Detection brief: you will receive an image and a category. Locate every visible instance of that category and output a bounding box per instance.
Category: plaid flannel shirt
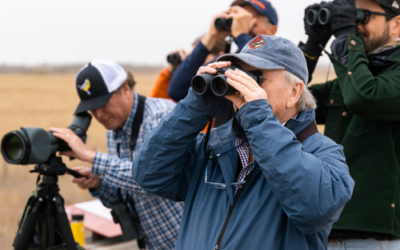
[233,115,298,197]
[89,92,183,250]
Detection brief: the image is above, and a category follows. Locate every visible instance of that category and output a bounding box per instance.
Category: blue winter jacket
[132,89,354,250]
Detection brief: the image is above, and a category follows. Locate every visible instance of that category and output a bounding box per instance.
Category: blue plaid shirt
[90,92,183,250]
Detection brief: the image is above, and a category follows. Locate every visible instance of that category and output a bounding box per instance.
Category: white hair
[283,70,316,111]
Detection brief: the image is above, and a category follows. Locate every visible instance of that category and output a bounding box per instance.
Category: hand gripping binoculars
[191,65,263,97]
[305,8,366,26]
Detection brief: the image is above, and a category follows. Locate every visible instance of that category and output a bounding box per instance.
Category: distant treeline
[0,64,164,74]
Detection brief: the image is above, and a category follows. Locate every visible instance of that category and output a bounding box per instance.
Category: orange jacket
[148,67,174,101]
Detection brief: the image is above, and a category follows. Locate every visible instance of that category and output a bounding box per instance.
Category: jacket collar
[284,108,316,134]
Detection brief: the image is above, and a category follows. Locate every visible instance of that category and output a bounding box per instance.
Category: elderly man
[132,35,354,250]
[50,60,182,250]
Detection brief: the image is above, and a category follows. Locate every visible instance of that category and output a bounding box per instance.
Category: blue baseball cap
[231,0,278,25]
[217,35,309,85]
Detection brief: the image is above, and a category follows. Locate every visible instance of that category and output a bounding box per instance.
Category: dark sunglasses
[357,9,397,24]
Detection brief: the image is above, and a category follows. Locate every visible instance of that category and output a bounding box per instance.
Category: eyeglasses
[204,138,256,190]
[205,164,249,189]
[205,162,256,190]
[358,9,397,25]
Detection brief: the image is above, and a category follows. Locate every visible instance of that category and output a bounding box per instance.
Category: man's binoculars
[191,65,263,97]
[306,8,366,26]
[215,18,233,31]
[167,52,181,65]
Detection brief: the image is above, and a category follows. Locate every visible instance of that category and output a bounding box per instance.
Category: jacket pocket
[323,90,344,138]
[348,115,377,136]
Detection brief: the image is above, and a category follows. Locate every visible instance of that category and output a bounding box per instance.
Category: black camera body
[1,112,92,165]
[215,18,233,31]
[167,52,181,65]
[191,65,263,97]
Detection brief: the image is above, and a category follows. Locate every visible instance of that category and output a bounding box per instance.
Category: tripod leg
[46,208,55,247]
[53,195,78,250]
[13,198,43,250]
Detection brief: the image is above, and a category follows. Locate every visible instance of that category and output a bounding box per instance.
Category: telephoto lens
[214,18,233,31]
[167,52,181,65]
[191,65,263,97]
[1,112,92,165]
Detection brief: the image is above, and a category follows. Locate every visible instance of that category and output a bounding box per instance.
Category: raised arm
[236,99,354,235]
[168,42,211,102]
[132,89,224,201]
[329,35,400,121]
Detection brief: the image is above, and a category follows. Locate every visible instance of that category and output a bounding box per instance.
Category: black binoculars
[215,18,233,31]
[306,8,366,26]
[191,65,263,97]
[167,52,181,65]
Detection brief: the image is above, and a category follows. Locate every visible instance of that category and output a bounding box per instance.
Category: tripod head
[30,154,84,178]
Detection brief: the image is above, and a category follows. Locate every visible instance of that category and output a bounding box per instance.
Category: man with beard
[300,0,400,248]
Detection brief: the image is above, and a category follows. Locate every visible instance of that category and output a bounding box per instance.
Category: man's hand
[229,6,257,38]
[71,167,100,190]
[326,0,357,37]
[201,11,231,51]
[168,48,192,73]
[49,127,95,163]
[224,68,267,110]
[196,61,232,75]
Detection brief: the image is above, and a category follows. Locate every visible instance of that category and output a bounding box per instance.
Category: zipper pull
[214,244,220,250]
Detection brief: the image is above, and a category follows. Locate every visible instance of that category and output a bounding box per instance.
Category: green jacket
[309,35,400,237]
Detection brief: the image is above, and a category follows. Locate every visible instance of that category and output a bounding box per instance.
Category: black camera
[167,52,181,65]
[215,18,233,31]
[305,8,366,26]
[191,65,263,97]
[1,112,92,165]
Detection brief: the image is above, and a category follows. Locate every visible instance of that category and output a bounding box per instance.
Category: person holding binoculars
[167,0,278,128]
[131,34,354,250]
[299,0,400,248]
[149,37,225,101]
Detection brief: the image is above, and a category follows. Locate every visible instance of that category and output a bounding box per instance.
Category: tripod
[13,155,83,250]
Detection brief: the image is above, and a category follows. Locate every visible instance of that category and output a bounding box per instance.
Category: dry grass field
[0,68,336,249]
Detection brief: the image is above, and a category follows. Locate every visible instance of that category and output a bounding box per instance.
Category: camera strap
[130,95,146,151]
[204,119,217,162]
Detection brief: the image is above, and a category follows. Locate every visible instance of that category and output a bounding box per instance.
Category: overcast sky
[0,0,334,67]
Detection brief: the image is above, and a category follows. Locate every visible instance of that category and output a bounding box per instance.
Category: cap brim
[231,0,248,6]
[74,93,113,115]
[217,53,285,71]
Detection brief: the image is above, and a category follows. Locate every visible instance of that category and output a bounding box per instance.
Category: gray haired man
[131,35,354,250]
